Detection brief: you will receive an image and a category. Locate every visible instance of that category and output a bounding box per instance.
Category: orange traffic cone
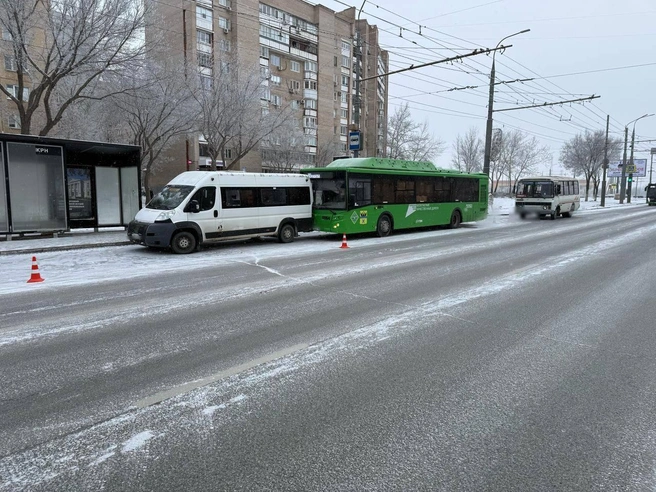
[27,256,44,283]
[340,234,349,249]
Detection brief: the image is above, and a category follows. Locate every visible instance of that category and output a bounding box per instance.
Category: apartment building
[0,26,42,134]
[148,0,388,186]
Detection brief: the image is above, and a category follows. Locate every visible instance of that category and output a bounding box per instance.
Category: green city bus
[301,158,488,237]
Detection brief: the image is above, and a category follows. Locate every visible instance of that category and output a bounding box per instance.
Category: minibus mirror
[556,185,562,195]
[188,200,200,213]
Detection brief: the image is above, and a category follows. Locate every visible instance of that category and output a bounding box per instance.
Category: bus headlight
[155,210,176,222]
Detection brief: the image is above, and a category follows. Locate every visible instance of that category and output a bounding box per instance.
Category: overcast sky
[324,0,655,174]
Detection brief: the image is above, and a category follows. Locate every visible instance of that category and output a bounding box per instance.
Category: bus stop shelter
[0,133,141,237]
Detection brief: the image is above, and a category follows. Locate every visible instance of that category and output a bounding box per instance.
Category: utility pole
[601,115,609,207]
[483,29,530,177]
[619,127,628,204]
[628,125,636,203]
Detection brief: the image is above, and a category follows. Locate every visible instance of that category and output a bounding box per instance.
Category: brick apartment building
[148,0,389,186]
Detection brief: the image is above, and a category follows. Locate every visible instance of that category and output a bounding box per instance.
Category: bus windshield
[516,181,554,198]
[147,185,195,210]
[311,174,347,210]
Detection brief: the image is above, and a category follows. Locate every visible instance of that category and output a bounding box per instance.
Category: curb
[0,241,132,256]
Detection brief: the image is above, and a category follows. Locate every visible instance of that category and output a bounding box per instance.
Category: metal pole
[483,29,530,177]
[353,0,367,158]
[628,125,636,203]
[619,127,628,204]
[650,151,654,184]
[601,115,609,207]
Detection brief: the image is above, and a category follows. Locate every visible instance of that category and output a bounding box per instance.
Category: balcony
[290,47,317,62]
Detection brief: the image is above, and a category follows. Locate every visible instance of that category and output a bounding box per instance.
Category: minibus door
[186,186,220,240]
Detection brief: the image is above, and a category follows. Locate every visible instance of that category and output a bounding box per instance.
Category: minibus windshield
[147,185,195,210]
[516,181,554,198]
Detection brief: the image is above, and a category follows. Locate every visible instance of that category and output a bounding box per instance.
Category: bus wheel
[562,205,574,218]
[376,215,392,237]
[519,212,527,219]
[448,210,462,229]
[171,231,196,254]
[278,223,295,243]
[551,207,560,220]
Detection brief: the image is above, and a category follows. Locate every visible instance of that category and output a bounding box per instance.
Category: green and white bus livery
[301,158,488,237]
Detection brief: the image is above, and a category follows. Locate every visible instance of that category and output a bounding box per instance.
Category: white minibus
[128,171,313,253]
[514,176,580,220]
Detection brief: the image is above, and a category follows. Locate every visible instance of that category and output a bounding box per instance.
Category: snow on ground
[0,196,647,296]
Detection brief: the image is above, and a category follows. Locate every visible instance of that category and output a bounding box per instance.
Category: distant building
[147,0,388,188]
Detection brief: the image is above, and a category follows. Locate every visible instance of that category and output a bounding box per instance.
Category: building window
[196,6,212,23]
[197,52,212,68]
[217,0,231,8]
[4,55,16,71]
[341,55,350,68]
[341,74,349,87]
[218,17,230,31]
[197,30,212,45]
[271,94,282,107]
[340,125,347,136]
[304,116,317,128]
[6,84,28,101]
[221,61,230,73]
[304,61,317,72]
[270,54,281,68]
[304,99,317,109]
[304,80,317,90]
[291,100,300,110]
[341,92,348,104]
[270,74,281,86]
[290,60,300,72]
[200,76,213,90]
[219,39,231,51]
[341,40,351,52]
[291,80,301,90]
[260,46,270,59]
[341,108,348,119]
[7,115,20,129]
[2,29,12,41]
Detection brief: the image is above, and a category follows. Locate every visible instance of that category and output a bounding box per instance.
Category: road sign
[651,147,656,155]
[626,164,637,173]
[349,131,361,151]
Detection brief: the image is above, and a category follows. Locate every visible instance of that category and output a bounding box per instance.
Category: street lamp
[483,29,530,178]
[620,113,653,204]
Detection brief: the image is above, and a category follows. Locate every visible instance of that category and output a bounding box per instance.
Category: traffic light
[628,176,633,183]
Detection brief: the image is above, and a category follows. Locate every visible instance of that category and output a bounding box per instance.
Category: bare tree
[387,103,444,162]
[315,139,344,167]
[111,59,196,197]
[491,129,550,193]
[0,0,148,136]
[452,127,483,172]
[560,130,622,201]
[192,54,293,171]
[261,119,308,173]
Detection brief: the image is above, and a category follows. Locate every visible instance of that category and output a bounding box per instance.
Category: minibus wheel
[171,231,196,254]
[551,206,560,220]
[278,223,295,243]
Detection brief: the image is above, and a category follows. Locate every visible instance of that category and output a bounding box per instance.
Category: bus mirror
[556,185,562,195]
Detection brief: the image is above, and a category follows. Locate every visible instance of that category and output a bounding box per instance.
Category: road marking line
[133,343,309,408]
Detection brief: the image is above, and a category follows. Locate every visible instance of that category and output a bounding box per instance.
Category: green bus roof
[301,158,486,176]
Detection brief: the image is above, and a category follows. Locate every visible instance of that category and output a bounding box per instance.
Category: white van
[128,171,313,253]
